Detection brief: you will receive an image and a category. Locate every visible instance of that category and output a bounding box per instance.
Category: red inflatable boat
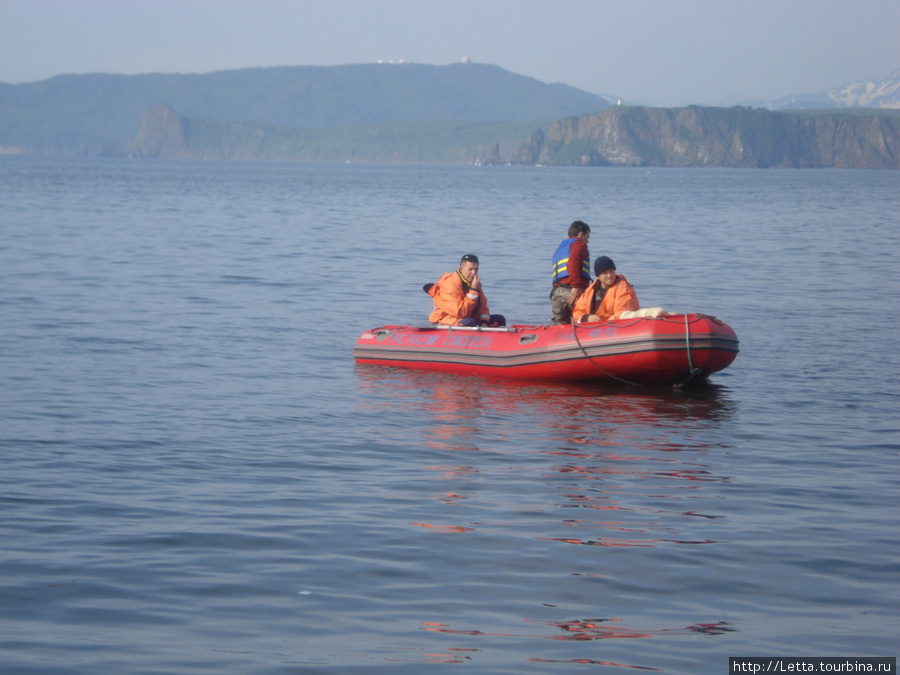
[353,314,739,387]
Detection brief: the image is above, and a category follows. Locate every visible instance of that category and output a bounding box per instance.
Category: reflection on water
[415,617,736,670]
[354,364,740,666]
[423,617,734,641]
[355,365,737,443]
[355,365,737,547]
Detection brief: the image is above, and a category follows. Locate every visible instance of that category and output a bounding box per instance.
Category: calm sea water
[1,157,898,674]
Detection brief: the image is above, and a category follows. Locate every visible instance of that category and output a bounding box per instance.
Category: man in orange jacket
[572,256,639,323]
[428,254,506,327]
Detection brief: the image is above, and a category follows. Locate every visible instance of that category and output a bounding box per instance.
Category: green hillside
[0,63,611,156]
[125,105,537,163]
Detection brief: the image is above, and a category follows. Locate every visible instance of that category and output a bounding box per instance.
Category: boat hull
[353,314,739,387]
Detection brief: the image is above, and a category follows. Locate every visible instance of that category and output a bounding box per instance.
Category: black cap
[594,256,616,276]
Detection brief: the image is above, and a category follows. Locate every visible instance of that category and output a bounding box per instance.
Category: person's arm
[432,274,480,322]
[476,288,491,324]
[605,280,639,320]
[565,239,589,306]
[464,273,492,324]
[572,286,593,323]
[566,285,582,308]
[567,239,589,288]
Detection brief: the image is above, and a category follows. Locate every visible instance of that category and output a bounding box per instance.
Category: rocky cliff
[520,106,900,169]
[125,105,190,157]
[125,103,900,168]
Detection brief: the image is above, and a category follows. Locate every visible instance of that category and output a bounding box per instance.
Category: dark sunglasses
[461,254,479,263]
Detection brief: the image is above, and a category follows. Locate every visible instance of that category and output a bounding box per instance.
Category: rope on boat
[672,313,703,390]
[570,318,640,387]
[572,314,707,390]
[684,313,698,373]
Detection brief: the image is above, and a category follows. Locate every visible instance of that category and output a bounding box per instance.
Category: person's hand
[566,287,581,307]
[586,314,601,323]
[471,274,482,291]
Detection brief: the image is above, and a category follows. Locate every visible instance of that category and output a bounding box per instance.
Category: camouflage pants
[550,285,578,325]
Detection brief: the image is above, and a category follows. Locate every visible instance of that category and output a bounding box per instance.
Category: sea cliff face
[124,103,900,168]
[527,106,900,169]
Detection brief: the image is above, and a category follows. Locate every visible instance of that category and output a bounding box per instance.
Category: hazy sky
[1,0,898,106]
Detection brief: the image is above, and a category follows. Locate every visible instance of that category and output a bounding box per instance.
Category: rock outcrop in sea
[125,105,190,158]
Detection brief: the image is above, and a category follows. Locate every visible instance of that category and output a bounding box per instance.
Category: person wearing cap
[572,255,639,324]
[428,254,506,327]
[550,220,592,324]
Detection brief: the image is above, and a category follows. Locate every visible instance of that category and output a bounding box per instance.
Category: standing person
[428,254,506,327]
[572,256,639,323]
[550,220,592,324]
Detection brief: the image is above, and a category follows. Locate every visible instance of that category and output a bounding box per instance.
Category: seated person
[572,256,639,323]
[428,254,506,327]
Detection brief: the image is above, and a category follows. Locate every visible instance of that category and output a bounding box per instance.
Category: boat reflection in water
[354,366,740,665]
[355,365,737,543]
[355,364,736,454]
[355,366,739,665]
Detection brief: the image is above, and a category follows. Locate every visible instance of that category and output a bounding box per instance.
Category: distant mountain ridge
[743,69,900,110]
[827,68,900,108]
[0,62,613,156]
[2,62,898,167]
